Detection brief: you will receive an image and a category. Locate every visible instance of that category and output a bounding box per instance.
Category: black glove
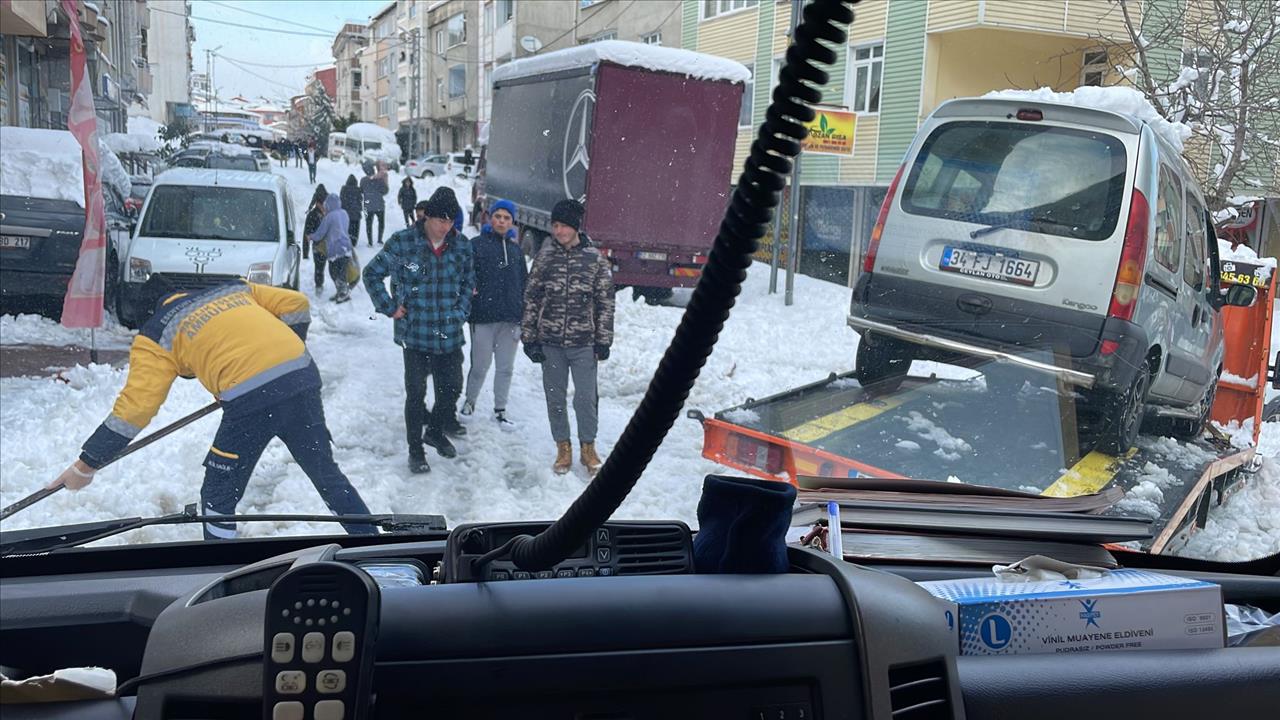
[594,344,610,361]
[524,343,545,364]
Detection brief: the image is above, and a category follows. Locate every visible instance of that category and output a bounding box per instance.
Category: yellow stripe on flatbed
[781,392,913,444]
[1042,449,1135,497]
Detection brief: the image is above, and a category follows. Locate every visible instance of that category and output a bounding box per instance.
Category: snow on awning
[492,40,752,85]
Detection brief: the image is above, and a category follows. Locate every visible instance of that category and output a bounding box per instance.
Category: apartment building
[577,0,682,46]
[370,2,399,131]
[425,0,481,153]
[476,0,577,129]
[333,23,370,122]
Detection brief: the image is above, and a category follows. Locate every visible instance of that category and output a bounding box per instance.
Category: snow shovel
[0,401,222,522]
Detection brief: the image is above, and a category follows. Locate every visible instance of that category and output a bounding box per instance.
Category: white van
[849,97,1257,453]
[117,168,301,328]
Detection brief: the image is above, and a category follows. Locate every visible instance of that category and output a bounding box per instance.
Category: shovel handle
[0,487,62,522]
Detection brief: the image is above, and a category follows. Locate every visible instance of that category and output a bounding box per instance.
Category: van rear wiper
[0,504,447,556]
[970,214,1067,238]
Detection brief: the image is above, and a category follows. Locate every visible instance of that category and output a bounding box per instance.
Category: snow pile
[493,40,752,84]
[0,127,130,205]
[104,131,162,155]
[895,440,921,451]
[0,314,133,349]
[127,115,164,139]
[1115,481,1164,519]
[1222,371,1259,388]
[983,86,1193,152]
[900,411,972,461]
[1218,238,1276,282]
[189,140,254,157]
[721,407,760,425]
[1136,435,1219,471]
[1178,457,1280,561]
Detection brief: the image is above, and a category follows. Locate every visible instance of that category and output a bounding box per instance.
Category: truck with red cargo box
[476,41,749,302]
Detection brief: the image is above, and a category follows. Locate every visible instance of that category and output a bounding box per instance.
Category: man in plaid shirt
[363,187,475,473]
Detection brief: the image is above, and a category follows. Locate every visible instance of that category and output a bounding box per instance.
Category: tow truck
[693,262,1276,555]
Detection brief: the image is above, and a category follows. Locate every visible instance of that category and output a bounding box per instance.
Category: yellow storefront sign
[803,106,856,156]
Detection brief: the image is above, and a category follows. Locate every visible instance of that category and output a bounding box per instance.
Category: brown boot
[553,441,573,475]
[580,442,603,476]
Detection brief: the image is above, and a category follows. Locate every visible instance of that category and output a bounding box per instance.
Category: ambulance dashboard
[1,526,1278,720]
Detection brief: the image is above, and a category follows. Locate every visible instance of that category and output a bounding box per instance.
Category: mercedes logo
[562,89,595,202]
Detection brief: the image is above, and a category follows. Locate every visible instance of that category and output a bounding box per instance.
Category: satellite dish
[520,35,543,53]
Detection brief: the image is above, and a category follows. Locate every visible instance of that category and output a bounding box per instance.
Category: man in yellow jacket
[51,280,376,539]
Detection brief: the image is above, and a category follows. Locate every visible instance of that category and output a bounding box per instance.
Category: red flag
[60,0,107,329]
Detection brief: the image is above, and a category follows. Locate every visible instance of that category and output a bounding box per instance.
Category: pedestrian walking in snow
[340,174,363,247]
[303,184,329,291]
[363,187,475,474]
[306,143,319,184]
[521,199,614,476]
[360,162,389,246]
[51,281,376,539]
[294,141,303,168]
[462,199,526,429]
[397,177,417,228]
[308,194,354,303]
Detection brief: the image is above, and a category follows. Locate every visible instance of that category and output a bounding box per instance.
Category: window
[353,70,363,88]
[436,29,445,53]
[1181,50,1214,97]
[437,78,445,104]
[901,121,1129,242]
[447,13,466,47]
[379,97,390,117]
[1184,191,1207,290]
[848,44,882,113]
[589,30,617,43]
[1153,165,1183,272]
[408,0,416,18]
[448,65,466,97]
[702,0,758,20]
[497,0,514,24]
[378,55,392,78]
[1081,49,1108,87]
[642,31,662,46]
[739,62,754,127]
[141,187,279,243]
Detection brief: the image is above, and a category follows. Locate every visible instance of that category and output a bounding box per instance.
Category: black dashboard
[1,526,1278,720]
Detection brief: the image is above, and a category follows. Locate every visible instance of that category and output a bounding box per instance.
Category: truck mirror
[1224,283,1257,308]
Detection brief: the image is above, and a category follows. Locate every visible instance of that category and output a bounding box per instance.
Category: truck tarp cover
[487,62,742,250]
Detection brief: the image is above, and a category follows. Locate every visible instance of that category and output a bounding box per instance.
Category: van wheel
[1170,373,1218,440]
[855,334,910,393]
[1097,358,1151,455]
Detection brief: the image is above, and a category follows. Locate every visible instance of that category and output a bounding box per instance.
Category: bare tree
[1097,0,1280,209]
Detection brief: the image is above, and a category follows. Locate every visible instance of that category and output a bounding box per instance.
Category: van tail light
[1100,340,1120,355]
[1107,188,1150,322]
[863,163,907,274]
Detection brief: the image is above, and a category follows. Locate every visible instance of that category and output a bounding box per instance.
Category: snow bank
[104,131,162,155]
[983,86,1193,152]
[1177,456,1280,562]
[0,313,133,349]
[493,40,751,84]
[126,115,164,140]
[0,127,130,205]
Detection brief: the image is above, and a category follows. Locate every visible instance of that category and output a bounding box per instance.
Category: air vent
[613,525,692,575]
[888,660,951,720]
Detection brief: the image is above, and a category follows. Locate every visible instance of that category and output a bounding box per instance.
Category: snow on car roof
[152,167,286,191]
[344,122,397,143]
[0,126,130,206]
[492,40,751,85]
[982,86,1192,152]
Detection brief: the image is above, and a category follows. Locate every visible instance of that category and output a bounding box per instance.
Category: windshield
[140,186,279,242]
[1,0,1277,565]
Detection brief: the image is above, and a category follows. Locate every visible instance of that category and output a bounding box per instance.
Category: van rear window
[901,121,1127,241]
[140,186,279,242]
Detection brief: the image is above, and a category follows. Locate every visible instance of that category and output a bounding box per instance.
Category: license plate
[940,246,1039,286]
[0,235,32,250]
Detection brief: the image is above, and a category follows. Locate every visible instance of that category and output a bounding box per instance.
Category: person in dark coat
[303,184,328,291]
[461,199,525,428]
[340,174,363,247]
[397,177,417,228]
[305,142,319,184]
[360,162,389,246]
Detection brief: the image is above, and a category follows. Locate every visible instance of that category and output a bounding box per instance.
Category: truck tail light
[1107,188,1150,322]
[731,434,786,476]
[863,163,906,274]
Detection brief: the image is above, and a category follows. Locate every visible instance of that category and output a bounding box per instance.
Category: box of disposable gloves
[917,564,1224,656]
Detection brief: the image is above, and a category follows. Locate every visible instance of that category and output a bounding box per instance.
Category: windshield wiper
[970,214,1068,238]
[0,504,446,556]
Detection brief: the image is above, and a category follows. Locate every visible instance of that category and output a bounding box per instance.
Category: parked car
[249,148,271,172]
[117,168,301,328]
[848,96,1258,454]
[0,127,134,315]
[126,174,153,216]
[445,151,476,179]
[405,154,449,178]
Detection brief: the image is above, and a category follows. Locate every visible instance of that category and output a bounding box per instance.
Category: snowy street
[0,157,1276,561]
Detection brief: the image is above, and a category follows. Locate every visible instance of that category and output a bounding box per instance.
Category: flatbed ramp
[697,370,1255,554]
